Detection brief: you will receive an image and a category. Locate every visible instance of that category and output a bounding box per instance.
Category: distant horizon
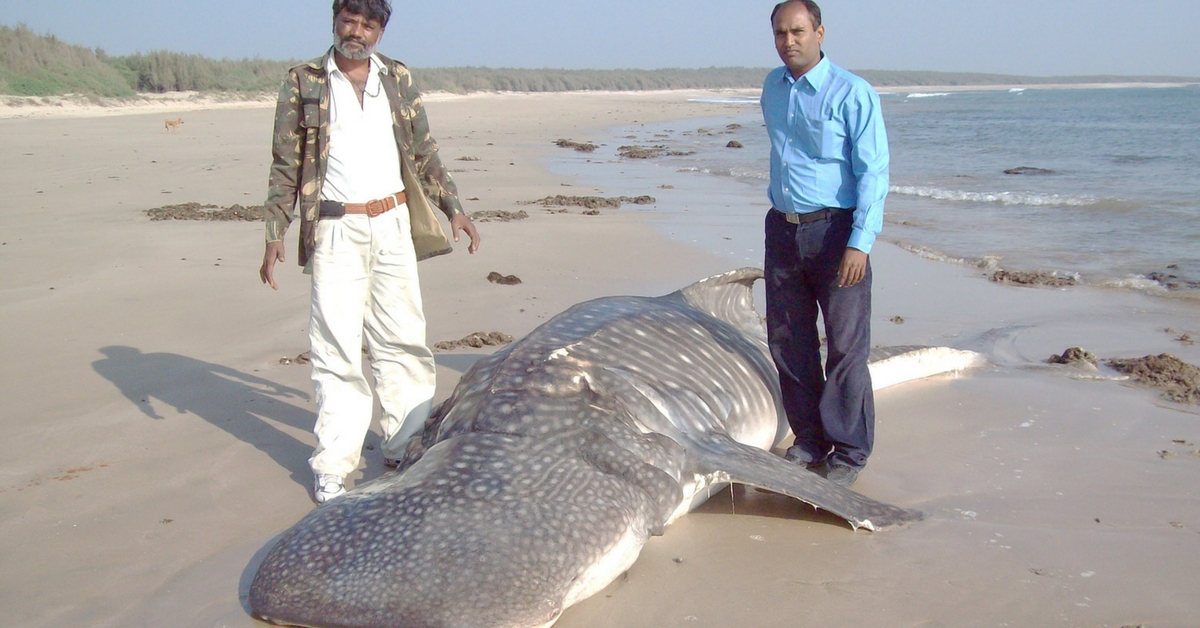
[1,0,1198,77]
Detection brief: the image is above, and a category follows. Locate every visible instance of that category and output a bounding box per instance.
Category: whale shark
[249,268,983,628]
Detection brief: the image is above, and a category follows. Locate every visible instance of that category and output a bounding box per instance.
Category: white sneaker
[313,474,346,504]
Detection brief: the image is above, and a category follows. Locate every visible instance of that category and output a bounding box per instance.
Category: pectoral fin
[683,432,924,531]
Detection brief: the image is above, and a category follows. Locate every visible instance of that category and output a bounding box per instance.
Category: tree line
[1,24,296,96]
[3,24,1194,99]
[0,25,769,97]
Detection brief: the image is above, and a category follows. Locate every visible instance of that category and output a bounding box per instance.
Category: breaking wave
[687,97,759,105]
[890,185,1098,207]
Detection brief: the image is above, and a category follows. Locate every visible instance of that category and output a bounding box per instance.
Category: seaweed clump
[1106,354,1200,404]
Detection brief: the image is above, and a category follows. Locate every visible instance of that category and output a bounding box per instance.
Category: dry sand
[1,90,1199,628]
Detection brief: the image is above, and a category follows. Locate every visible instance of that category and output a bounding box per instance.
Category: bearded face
[333,10,383,61]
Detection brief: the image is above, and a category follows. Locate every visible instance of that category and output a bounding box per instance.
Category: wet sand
[1,91,1199,628]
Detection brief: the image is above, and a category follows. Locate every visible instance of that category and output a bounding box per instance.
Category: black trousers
[764,209,874,468]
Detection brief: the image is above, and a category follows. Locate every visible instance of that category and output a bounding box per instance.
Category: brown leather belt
[320,191,407,218]
[773,207,852,224]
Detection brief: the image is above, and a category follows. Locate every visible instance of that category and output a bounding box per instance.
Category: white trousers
[307,206,436,478]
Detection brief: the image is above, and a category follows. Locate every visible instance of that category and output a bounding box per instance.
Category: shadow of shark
[249,268,984,628]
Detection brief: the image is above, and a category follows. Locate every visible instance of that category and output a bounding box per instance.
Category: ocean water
[547,85,1200,298]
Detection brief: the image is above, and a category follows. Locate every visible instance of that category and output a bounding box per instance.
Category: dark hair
[332,0,392,28]
[771,0,822,28]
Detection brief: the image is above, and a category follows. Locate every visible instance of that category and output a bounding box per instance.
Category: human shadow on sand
[93,346,313,484]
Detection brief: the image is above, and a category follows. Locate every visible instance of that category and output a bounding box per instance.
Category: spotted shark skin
[249,268,973,628]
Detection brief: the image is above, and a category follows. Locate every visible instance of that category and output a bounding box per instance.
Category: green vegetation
[410,67,767,94]
[0,23,135,96]
[2,23,1196,99]
[109,51,295,93]
[0,24,293,96]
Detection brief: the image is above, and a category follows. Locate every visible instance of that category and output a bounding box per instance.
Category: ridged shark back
[674,268,766,343]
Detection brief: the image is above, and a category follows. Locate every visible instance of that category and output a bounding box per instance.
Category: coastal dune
[0,90,1198,628]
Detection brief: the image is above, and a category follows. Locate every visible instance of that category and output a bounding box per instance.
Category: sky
[2,0,1199,77]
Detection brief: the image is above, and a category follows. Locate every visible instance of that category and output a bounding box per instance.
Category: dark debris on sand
[1048,347,1098,366]
[617,145,696,159]
[470,210,528,222]
[279,352,311,366]
[1164,328,1195,345]
[1147,268,1200,292]
[528,195,656,210]
[433,332,514,352]
[554,139,598,153]
[990,270,1078,287]
[146,202,266,221]
[1106,354,1200,404]
[487,272,521,285]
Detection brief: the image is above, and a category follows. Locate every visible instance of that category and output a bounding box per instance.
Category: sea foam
[687,97,759,106]
[890,185,1098,207]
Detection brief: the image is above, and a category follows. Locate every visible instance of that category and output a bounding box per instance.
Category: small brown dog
[164,118,183,132]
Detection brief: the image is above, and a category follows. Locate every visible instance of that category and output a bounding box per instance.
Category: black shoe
[825,464,860,487]
[784,446,823,470]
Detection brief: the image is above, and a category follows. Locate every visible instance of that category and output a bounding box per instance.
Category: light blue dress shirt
[761,56,889,253]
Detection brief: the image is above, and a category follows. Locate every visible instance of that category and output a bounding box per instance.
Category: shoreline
[540,97,1200,303]
[3,78,1197,120]
[2,90,1199,627]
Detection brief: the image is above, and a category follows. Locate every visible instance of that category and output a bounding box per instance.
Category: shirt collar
[801,54,830,90]
[780,53,830,90]
[325,52,388,96]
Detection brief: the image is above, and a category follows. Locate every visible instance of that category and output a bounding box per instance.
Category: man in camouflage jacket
[258,0,480,503]
[259,19,476,270]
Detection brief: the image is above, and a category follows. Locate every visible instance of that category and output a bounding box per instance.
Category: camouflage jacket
[263,49,464,267]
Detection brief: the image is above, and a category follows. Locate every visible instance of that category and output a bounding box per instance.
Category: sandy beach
[1,90,1198,628]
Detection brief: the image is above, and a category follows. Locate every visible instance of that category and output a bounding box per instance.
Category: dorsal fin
[674,268,765,339]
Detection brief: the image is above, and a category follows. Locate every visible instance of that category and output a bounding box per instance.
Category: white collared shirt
[321,53,405,204]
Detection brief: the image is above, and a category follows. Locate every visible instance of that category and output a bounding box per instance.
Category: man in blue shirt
[760,0,889,487]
